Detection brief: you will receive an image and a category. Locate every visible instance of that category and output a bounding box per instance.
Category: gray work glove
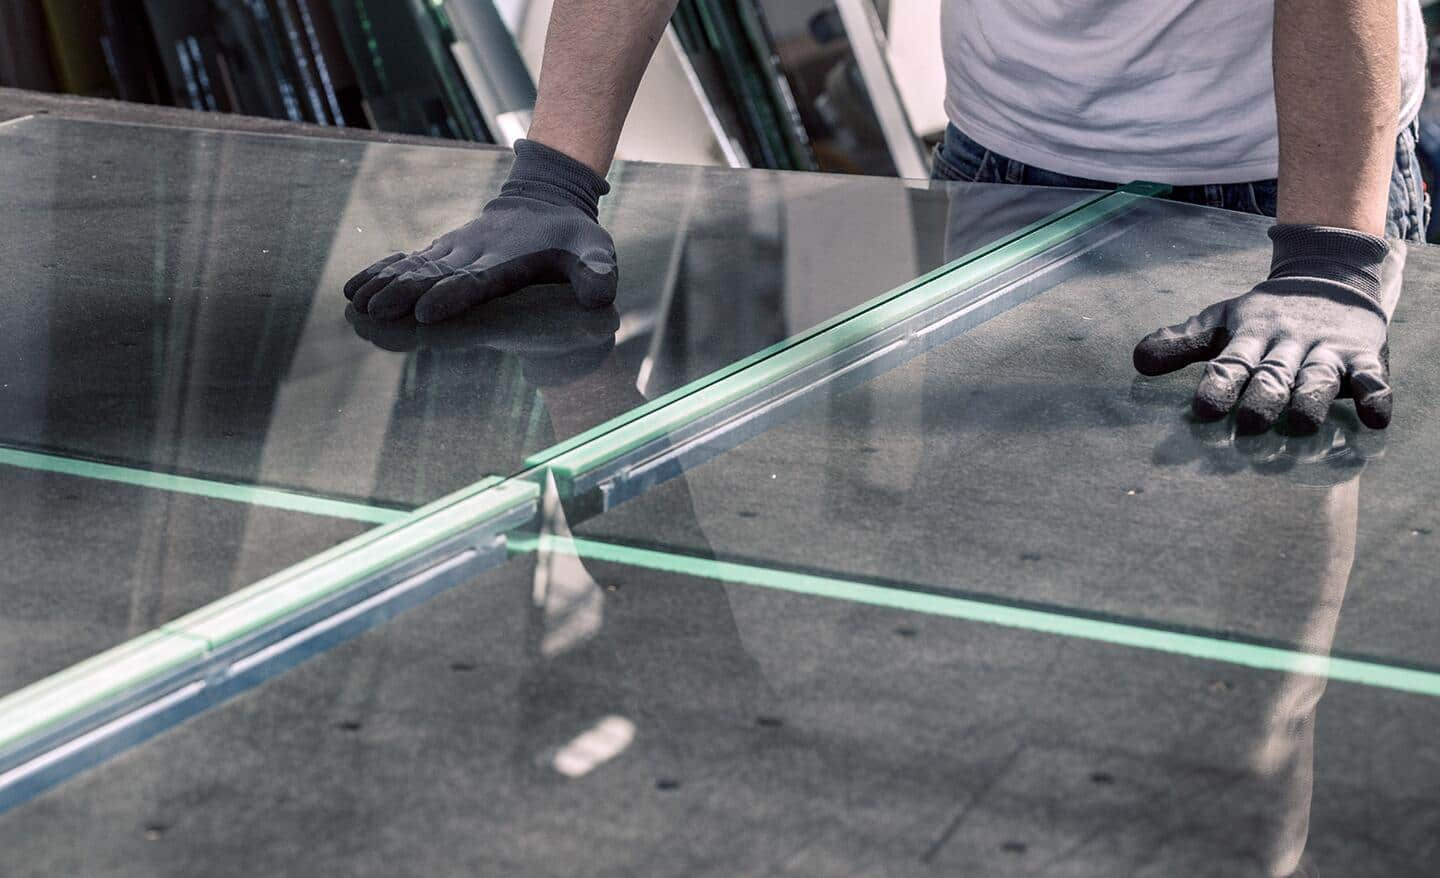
[1133,224,1395,433]
[344,139,618,323]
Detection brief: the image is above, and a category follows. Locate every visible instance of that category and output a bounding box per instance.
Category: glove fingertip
[1235,405,1277,435]
[1191,385,1236,422]
[569,264,618,309]
[1132,338,1179,377]
[343,271,376,301]
[1286,380,1340,435]
[1190,398,1229,422]
[344,252,406,299]
[1132,324,1228,377]
[350,279,387,314]
[1355,390,1394,430]
[1285,403,1326,435]
[1285,411,1323,435]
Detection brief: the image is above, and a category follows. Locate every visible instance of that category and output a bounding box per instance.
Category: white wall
[886,0,947,138]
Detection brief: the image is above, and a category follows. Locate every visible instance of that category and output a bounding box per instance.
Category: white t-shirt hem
[946,101,1283,186]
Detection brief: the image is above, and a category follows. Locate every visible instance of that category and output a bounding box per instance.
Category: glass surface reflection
[0,115,1087,508]
[0,466,372,696]
[0,126,1434,873]
[575,198,1440,675]
[1,501,1433,876]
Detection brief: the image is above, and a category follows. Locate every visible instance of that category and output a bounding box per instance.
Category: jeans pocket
[931,141,978,182]
[931,125,993,183]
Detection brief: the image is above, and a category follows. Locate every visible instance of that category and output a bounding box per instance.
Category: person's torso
[941,0,1427,185]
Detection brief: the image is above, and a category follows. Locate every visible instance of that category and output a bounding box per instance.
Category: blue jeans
[932,122,1430,242]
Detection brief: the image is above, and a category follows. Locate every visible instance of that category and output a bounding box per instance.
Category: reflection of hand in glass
[348,282,642,446]
[1141,383,1365,878]
[346,286,620,388]
[1253,471,1359,878]
[1146,389,1384,487]
[343,140,618,324]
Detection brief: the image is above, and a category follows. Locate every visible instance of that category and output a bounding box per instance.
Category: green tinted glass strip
[0,446,406,525]
[167,478,537,649]
[0,477,537,753]
[511,534,1440,699]
[525,189,1114,470]
[0,632,208,752]
[544,190,1151,480]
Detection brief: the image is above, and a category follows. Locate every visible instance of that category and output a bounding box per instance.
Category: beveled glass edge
[0,478,536,757]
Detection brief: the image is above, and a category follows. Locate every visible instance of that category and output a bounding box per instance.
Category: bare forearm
[1274,0,1398,236]
[527,0,680,175]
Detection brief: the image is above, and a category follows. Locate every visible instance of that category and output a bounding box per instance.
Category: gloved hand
[344,139,618,324]
[1133,224,1395,434]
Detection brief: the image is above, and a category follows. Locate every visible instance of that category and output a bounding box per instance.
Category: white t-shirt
[943,0,1427,185]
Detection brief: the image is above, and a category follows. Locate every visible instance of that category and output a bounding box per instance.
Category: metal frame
[446,0,538,146]
[833,0,930,178]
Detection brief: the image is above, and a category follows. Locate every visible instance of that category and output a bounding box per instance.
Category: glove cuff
[1266,223,1389,308]
[501,139,611,221]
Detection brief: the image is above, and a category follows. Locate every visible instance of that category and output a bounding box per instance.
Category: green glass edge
[546,190,1149,479]
[0,446,407,525]
[0,472,503,700]
[0,632,209,752]
[523,188,1113,469]
[165,478,539,648]
[0,478,536,754]
[513,534,1440,699]
[143,474,506,639]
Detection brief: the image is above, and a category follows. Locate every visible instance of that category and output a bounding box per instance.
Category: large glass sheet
[0,115,1090,510]
[2,550,1433,875]
[0,465,371,697]
[576,198,1440,673]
